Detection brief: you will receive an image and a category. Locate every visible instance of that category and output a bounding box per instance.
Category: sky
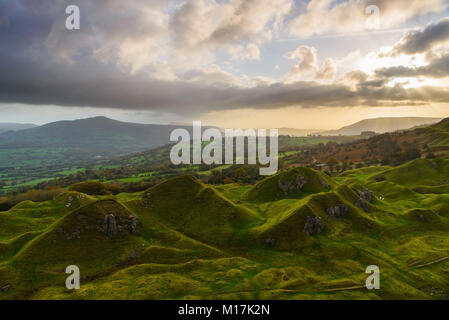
[0,0,449,129]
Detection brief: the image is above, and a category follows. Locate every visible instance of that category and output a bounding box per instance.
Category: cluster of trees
[0,186,65,211]
[366,134,422,165]
[206,165,272,185]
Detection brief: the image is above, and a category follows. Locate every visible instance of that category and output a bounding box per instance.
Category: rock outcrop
[304,216,324,235]
[355,188,374,212]
[327,204,349,219]
[360,188,374,202]
[104,214,117,238]
[142,193,152,208]
[320,178,331,190]
[278,175,307,194]
[355,199,369,212]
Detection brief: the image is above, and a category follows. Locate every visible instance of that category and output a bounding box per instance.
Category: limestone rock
[327,204,349,219]
[320,178,330,190]
[360,188,374,202]
[355,198,369,212]
[304,216,324,235]
[104,214,117,238]
[278,175,307,194]
[128,214,139,235]
[264,238,276,246]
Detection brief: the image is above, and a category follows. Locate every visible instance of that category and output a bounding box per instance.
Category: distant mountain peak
[318,117,443,136]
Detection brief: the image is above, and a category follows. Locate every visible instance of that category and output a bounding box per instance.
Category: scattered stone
[278,175,307,194]
[355,198,369,212]
[179,220,188,228]
[65,229,81,241]
[104,214,117,238]
[1,285,10,292]
[418,214,426,222]
[126,251,138,260]
[57,228,63,234]
[127,214,139,235]
[304,216,324,235]
[360,188,374,202]
[327,204,349,219]
[338,227,352,237]
[320,178,330,190]
[142,194,152,208]
[264,238,276,246]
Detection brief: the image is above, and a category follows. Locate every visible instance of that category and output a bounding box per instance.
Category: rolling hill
[319,117,442,136]
[2,162,449,300]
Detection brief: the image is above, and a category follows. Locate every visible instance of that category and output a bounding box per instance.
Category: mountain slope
[319,117,442,136]
[0,123,37,134]
[0,116,195,153]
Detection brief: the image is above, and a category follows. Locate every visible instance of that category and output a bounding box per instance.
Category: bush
[0,187,64,211]
[69,181,111,195]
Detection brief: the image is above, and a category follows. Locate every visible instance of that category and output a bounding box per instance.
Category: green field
[1,158,449,299]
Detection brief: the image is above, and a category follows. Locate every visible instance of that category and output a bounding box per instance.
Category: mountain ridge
[318,117,443,136]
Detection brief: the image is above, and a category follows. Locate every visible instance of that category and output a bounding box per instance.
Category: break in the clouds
[0,0,449,118]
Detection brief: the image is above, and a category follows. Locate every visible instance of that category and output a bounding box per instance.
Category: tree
[208,170,222,184]
[327,158,339,172]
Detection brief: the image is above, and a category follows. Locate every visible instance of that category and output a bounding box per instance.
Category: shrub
[69,181,111,195]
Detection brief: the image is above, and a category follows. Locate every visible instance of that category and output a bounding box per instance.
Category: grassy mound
[252,189,379,250]
[242,167,337,202]
[6,200,144,296]
[141,175,259,248]
[370,159,449,186]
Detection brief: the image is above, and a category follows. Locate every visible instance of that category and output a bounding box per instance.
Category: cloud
[285,46,318,80]
[376,53,449,78]
[230,43,261,61]
[285,46,336,81]
[0,0,448,117]
[390,18,449,55]
[288,0,447,37]
[316,58,337,80]
[170,0,292,62]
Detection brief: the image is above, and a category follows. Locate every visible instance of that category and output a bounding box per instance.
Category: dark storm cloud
[392,18,449,55]
[376,54,449,78]
[0,0,448,115]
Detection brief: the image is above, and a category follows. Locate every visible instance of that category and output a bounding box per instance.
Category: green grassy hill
[2,163,449,300]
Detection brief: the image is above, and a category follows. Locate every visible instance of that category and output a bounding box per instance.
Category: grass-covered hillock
[369,159,449,186]
[141,176,259,248]
[242,167,336,202]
